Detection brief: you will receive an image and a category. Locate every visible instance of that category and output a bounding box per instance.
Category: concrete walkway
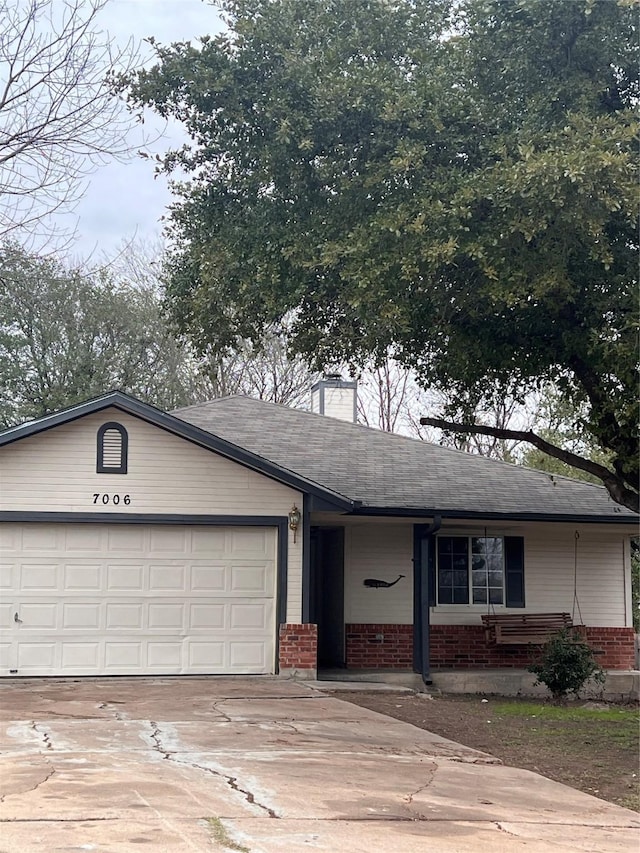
[0,677,637,852]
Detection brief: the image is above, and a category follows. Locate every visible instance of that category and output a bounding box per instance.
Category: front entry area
[311,526,345,668]
[0,522,277,677]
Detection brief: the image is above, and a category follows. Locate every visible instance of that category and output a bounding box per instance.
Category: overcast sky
[70,0,224,262]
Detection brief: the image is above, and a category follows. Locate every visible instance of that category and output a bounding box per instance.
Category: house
[0,380,637,683]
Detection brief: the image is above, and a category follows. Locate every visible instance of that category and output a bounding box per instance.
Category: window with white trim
[97,422,128,474]
[436,536,504,605]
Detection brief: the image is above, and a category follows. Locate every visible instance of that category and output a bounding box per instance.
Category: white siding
[339,518,632,628]
[344,524,414,623]
[0,409,303,622]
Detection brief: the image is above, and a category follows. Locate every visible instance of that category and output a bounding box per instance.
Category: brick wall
[345,623,636,671]
[584,627,637,671]
[345,624,413,669]
[278,623,318,675]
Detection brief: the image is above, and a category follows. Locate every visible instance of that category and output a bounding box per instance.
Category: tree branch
[419,417,639,514]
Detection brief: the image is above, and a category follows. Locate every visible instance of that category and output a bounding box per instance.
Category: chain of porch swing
[483,527,584,624]
[572,529,584,626]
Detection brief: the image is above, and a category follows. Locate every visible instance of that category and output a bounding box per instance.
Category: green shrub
[528,629,606,702]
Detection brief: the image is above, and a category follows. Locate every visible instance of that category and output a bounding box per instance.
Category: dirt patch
[335,691,639,811]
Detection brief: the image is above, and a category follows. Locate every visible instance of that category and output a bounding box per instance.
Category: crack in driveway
[29,722,52,750]
[0,763,56,804]
[403,765,438,805]
[149,721,279,819]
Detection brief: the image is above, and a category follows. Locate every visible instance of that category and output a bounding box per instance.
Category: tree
[121,0,639,512]
[0,0,139,246]
[197,322,319,406]
[0,243,199,426]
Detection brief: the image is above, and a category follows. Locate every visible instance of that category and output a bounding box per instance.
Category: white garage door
[0,523,277,676]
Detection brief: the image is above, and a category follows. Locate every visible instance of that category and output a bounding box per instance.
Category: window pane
[454,570,467,586]
[453,587,469,604]
[439,569,453,587]
[473,587,487,604]
[452,539,468,555]
[486,555,502,573]
[489,587,503,605]
[453,555,468,571]
[438,538,453,555]
[488,571,502,586]
[439,587,453,604]
[471,537,483,554]
[472,569,486,585]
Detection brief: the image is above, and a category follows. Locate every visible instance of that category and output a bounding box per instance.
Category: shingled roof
[175,396,635,522]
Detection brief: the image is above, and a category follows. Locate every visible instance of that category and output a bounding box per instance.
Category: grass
[205,817,250,853]
[491,701,638,724]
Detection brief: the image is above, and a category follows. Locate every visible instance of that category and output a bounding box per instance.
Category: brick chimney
[311,374,357,423]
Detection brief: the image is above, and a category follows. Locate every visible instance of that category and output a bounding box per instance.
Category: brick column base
[278,623,318,679]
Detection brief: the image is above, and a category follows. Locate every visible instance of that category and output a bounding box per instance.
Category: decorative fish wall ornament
[363,574,405,588]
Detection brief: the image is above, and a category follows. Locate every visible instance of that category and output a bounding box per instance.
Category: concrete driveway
[0,677,637,853]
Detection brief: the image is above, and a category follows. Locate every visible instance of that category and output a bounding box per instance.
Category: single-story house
[0,379,637,680]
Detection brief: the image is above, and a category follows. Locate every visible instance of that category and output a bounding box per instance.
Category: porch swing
[481,530,578,645]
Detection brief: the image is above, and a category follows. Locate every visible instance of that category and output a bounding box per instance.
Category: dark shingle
[174,397,635,519]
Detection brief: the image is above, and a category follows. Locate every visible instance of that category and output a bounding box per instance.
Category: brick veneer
[278,623,318,674]
[345,623,636,671]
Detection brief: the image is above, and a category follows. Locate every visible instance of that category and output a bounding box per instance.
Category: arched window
[97,422,128,474]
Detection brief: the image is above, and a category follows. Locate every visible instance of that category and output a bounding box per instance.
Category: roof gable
[0,392,353,510]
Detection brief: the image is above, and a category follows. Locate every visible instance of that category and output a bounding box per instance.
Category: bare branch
[0,0,142,247]
[419,416,639,513]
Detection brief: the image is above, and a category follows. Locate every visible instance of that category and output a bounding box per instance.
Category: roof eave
[348,506,639,524]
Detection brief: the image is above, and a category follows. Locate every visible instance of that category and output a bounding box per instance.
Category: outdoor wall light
[288,505,301,543]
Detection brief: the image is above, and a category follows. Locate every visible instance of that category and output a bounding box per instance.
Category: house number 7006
[93,493,131,505]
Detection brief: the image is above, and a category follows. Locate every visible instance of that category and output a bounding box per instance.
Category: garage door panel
[147,641,182,667]
[0,526,19,551]
[188,641,225,668]
[1,523,277,676]
[148,527,189,555]
[148,603,185,629]
[230,527,271,556]
[62,643,99,668]
[105,642,141,669]
[0,642,12,669]
[0,564,12,589]
[191,565,226,591]
[107,526,145,552]
[0,602,13,628]
[149,564,187,591]
[64,565,101,590]
[229,641,266,668]
[17,643,56,669]
[22,527,59,551]
[21,603,58,629]
[106,603,144,629]
[231,564,272,594]
[63,602,101,629]
[21,564,58,590]
[190,603,226,629]
[191,528,226,556]
[230,602,270,630]
[107,564,144,590]
[65,527,103,551]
